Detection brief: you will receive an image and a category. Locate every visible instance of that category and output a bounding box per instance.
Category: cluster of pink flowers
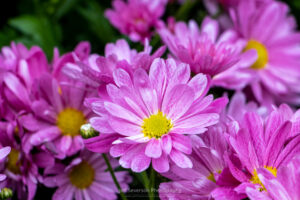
[1,0,300,199]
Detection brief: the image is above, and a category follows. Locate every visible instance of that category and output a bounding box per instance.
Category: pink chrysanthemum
[0,42,48,112]
[0,117,54,200]
[63,39,165,88]
[226,108,300,195]
[159,128,243,200]
[86,58,228,173]
[246,156,300,200]
[25,73,95,159]
[105,0,167,42]
[43,151,131,200]
[229,0,300,104]
[158,17,257,88]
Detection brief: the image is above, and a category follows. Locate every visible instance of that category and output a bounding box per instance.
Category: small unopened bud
[0,188,13,200]
[80,124,99,139]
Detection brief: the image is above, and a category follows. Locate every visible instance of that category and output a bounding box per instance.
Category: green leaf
[77,0,117,43]
[9,15,61,58]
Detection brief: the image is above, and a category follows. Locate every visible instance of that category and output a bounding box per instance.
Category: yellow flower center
[69,161,95,189]
[142,111,173,139]
[250,166,277,191]
[56,108,86,137]
[207,173,216,182]
[244,40,268,70]
[207,170,222,183]
[6,148,21,174]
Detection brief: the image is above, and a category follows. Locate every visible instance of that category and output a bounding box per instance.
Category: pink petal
[169,149,192,168]
[145,139,162,158]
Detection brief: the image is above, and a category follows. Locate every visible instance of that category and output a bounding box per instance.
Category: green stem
[149,168,156,200]
[102,154,128,200]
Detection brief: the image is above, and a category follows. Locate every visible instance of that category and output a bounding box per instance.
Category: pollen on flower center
[6,148,21,174]
[244,40,268,70]
[250,166,277,191]
[69,161,95,189]
[142,111,173,139]
[57,108,86,137]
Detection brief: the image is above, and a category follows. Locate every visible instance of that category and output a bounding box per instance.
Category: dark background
[1,0,298,199]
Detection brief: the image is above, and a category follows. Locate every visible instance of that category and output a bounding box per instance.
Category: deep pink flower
[159,127,243,200]
[158,17,257,88]
[0,117,54,200]
[86,58,228,173]
[226,108,300,195]
[229,0,300,104]
[246,156,300,200]
[43,151,131,200]
[24,73,95,159]
[105,0,167,42]
[0,42,49,112]
[63,39,165,88]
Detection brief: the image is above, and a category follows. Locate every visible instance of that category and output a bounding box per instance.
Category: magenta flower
[226,109,300,195]
[0,118,54,200]
[0,42,49,112]
[63,39,165,88]
[229,0,300,104]
[24,73,95,159]
[158,17,257,89]
[86,58,228,173]
[43,151,131,200]
[246,157,300,200]
[159,128,243,200]
[105,0,167,42]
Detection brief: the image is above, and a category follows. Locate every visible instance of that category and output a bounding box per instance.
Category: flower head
[86,58,228,173]
[226,107,300,194]
[63,39,165,88]
[26,73,95,158]
[105,0,167,42]
[246,156,300,200]
[158,17,257,82]
[0,42,48,112]
[43,151,131,200]
[229,0,300,104]
[0,116,54,200]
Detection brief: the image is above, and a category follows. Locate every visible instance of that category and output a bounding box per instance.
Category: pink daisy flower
[24,73,95,159]
[158,17,257,89]
[0,42,49,112]
[229,0,300,104]
[105,0,168,42]
[226,108,300,195]
[246,156,300,200]
[159,128,243,200]
[86,58,228,173]
[0,117,54,200]
[43,151,131,200]
[63,39,165,88]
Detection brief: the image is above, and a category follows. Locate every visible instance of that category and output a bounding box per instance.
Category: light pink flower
[105,0,168,42]
[229,0,300,104]
[158,17,257,89]
[43,151,131,200]
[86,58,228,173]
